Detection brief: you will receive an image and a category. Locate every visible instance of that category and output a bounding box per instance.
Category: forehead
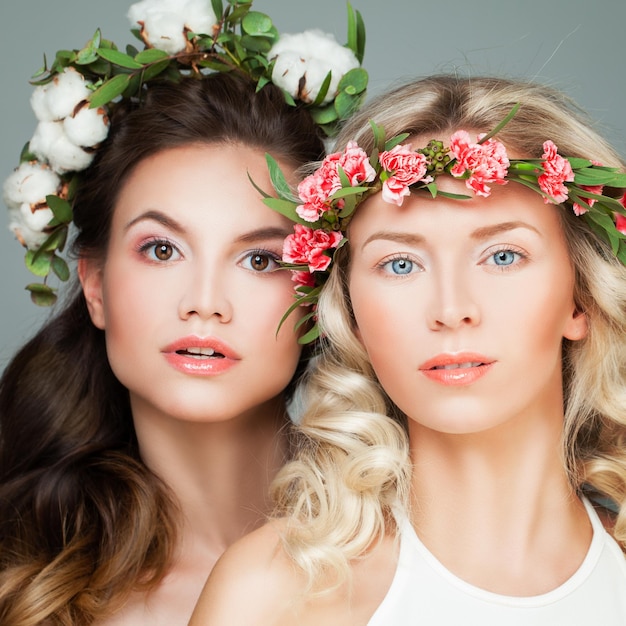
[348,176,566,248]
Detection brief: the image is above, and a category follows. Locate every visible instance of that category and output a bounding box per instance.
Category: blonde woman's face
[80,144,303,425]
[347,178,588,435]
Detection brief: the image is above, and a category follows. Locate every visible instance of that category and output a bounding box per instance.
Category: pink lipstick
[162,336,240,376]
[419,352,495,386]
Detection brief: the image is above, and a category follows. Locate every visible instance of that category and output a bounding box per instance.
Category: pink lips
[162,336,241,376]
[418,352,495,386]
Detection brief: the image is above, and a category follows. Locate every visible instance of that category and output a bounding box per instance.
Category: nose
[178,262,233,323]
[425,267,480,331]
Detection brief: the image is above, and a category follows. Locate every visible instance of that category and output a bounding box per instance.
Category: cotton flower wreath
[4,0,367,305]
[257,105,626,344]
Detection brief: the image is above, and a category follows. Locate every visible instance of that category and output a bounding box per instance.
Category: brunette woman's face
[80,144,302,424]
[347,177,588,435]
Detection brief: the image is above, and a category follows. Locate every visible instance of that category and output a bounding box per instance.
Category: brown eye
[242,251,279,273]
[154,243,173,261]
[251,254,270,271]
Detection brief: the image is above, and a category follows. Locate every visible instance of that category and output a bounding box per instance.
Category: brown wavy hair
[0,72,324,625]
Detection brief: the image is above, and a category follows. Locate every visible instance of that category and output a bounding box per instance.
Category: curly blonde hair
[270,74,626,590]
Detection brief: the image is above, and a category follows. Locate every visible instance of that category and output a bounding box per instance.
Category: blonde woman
[191,75,626,625]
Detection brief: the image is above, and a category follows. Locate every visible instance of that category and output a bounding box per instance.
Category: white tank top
[368,498,626,625]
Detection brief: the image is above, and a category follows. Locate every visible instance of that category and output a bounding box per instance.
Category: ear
[563,307,588,341]
[78,257,106,330]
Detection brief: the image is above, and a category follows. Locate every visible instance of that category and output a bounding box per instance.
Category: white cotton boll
[271,52,307,100]
[128,0,215,53]
[142,13,188,53]
[8,208,49,250]
[63,104,110,148]
[128,0,187,54]
[44,68,91,121]
[270,30,359,104]
[31,121,93,173]
[3,162,61,208]
[182,0,217,35]
[29,121,65,163]
[30,85,55,122]
[19,202,54,232]
[46,134,94,174]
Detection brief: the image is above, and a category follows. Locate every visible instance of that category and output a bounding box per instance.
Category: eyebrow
[469,220,542,240]
[235,226,293,244]
[124,210,185,234]
[361,220,541,250]
[361,231,426,250]
[124,210,291,243]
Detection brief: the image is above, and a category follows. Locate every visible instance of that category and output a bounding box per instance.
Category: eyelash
[482,245,528,271]
[239,249,282,273]
[376,254,421,276]
[137,237,181,262]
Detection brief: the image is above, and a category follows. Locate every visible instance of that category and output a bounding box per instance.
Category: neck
[407,406,591,595]
[132,396,290,566]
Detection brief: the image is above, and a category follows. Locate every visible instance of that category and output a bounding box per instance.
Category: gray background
[1,0,625,369]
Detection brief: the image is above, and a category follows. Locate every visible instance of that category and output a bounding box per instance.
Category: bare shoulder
[189,524,400,626]
[189,521,304,626]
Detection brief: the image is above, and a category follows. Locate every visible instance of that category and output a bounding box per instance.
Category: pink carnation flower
[449,131,509,197]
[339,141,377,186]
[283,224,343,273]
[378,144,428,206]
[617,196,626,235]
[295,142,375,222]
[291,270,317,288]
[573,184,603,216]
[538,140,574,204]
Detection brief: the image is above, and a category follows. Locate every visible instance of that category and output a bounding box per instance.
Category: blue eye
[491,250,519,266]
[241,250,281,273]
[383,257,414,275]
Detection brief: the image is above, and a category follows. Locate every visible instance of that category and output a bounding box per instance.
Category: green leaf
[242,11,273,34]
[98,47,144,70]
[84,58,113,75]
[134,48,170,64]
[25,250,52,277]
[26,283,57,306]
[197,58,232,72]
[20,142,38,163]
[347,2,358,56]
[355,7,366,64]
[384,133,410,151]
[247,171,271,198]
[567,158,593,169]
[309,104,338,126]
[212,0,224,18]
[263,198,307,224]
[239,34,272,54]
[293,309,317,332]
[338,67,368,95]
[265,153,294,200]
[45,194,73,223]
[51,255,70,281]
[89,74,131,108]
[435,189,473,200]
[479,103,521,144]
[75,29,102,65]
[330,185,370,201]
[311,71,333,107]
[334,91,361,121]
[38,226,69,254]
[298,323,320,345]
